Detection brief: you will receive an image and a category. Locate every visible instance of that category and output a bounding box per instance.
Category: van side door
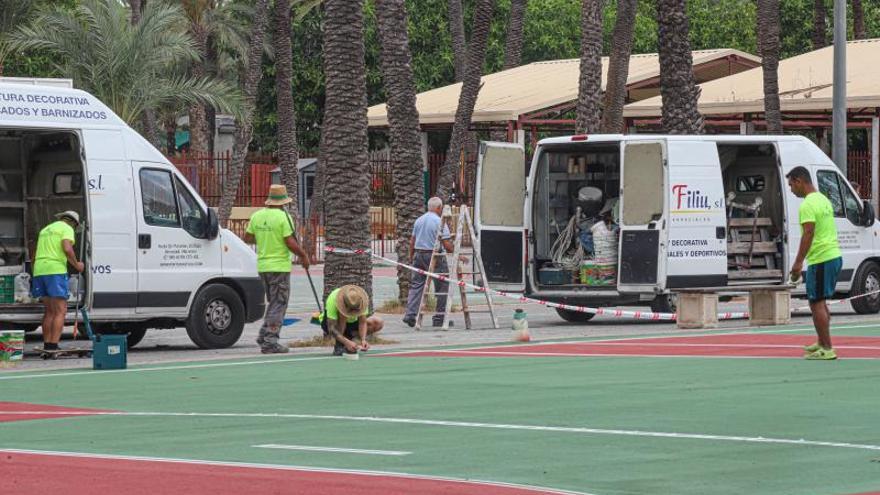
[814,167,871,290]
[134,163,222,315]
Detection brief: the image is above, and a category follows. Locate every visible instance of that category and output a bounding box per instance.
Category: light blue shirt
[412,211,450,250]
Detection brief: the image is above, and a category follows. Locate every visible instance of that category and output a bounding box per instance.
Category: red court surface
[0,402,110,423]
[2,451,574,495]
[392,334,880,359]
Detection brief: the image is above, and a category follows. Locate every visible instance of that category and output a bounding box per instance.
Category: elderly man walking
[402,197,453,328]
[244,184,310,353]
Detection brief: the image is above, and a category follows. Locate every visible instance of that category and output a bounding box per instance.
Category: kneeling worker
[32,211,84,351]
[321,285,384,355]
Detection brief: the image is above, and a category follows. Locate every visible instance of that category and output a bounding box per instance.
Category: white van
[474,134,880,322]
[0,82,263,347]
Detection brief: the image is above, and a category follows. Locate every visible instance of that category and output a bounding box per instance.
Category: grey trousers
[259,272,290,347]
[404,251,448,323]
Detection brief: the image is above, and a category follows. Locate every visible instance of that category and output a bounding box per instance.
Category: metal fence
[169,151,276,208]
[847,149,872,199]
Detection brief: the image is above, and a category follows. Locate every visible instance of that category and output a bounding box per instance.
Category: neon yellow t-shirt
[799,192,842,265]
[322,288,369,324]
[246,208,294,273]
[33,221,75,277]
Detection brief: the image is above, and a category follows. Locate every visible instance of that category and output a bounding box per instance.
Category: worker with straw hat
[320,285,384,356]
[32,211,84,352]
[244,184,310,354]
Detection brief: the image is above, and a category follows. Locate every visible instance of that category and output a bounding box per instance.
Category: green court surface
[2,323,880,495]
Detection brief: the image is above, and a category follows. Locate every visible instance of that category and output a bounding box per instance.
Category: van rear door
[474,141,526,292]
[617,140,667,293]
[664,140,728,288]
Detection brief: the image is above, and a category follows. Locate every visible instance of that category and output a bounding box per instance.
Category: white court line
[0,448,589,495]
[4,321,879,381]
[580,342,880,350]
[1,410,878,452]
[398,349,880,360]
[254,444,411,456]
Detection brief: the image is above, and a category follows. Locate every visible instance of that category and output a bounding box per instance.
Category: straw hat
[55,210,80,225]
[336,285,368,319]
[265,184,293,206]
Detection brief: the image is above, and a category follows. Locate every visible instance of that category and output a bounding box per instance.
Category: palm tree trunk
[657,0,704,134]
[275,0,300,218]
[375,0,426,303]
[205,33,219,154]
[503,0,528,70]
[852,0,866,40]
[758,0,782,134]
[165,116,177,155]
[188,25,211,155]
[576,0,603,134]
[320,0,372,299]
[448,0,467,83]
[128,0,160,145]
[217,0,271,226]
[128,0,142,25]
[436,0,496,201]
[600,0,636,133]
[813,0,827,50]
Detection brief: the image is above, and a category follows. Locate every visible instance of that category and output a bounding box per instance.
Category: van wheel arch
[850,260,880,314]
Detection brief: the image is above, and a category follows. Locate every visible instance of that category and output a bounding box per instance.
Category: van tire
[850,262,880,314]
[186,284,245,349]
[650,294,677,315]
[555,308,596,323]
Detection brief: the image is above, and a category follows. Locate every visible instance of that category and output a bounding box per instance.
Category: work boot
[432,318,452,328]
[402,316,416,328]
[261,343,289,354]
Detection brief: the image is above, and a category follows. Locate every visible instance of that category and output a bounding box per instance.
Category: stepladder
[415,205,499,330]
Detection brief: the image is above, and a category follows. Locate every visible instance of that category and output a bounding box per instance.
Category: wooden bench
[674,285,792,329]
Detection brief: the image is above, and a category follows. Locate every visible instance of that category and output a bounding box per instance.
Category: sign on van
[0,85,117,124]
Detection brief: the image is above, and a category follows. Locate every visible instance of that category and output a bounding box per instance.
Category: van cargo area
[0,130,89,315]
[531,141,785,292]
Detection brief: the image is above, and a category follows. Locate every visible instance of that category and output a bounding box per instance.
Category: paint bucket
[0,330,25,368]
[343,351,359,361]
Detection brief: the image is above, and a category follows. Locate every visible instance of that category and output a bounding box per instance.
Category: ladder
[416,205,499,330]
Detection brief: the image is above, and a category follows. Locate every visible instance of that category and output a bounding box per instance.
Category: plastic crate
[0,275,14,304]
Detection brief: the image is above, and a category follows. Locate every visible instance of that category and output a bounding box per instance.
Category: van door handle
[716,227,726,239]
[138,234,151,249]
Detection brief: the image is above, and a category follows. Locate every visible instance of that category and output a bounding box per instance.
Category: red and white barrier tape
[323,246,880,321]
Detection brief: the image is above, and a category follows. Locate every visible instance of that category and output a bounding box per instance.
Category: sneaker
[260,344,289,354]
[803,342,821,353]
[402,317,416,328]
[804,348,837,360]
[256,335,265,346]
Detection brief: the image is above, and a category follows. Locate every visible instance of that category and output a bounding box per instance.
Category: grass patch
[375,296,460,314]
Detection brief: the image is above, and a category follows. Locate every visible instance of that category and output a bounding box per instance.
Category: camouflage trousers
[258,272,290,348]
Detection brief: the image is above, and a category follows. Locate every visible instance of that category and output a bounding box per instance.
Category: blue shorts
[31,274,69,300]
[806,257,842,303]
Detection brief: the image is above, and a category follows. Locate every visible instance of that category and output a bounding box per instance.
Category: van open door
[618,140,667,294]
[474,141,526,292]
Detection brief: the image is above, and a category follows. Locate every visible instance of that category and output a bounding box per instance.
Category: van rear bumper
[231,277,266,323]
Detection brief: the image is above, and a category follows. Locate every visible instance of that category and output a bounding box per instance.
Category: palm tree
[600,0,636,133]
[852,0,866,40]
[757,0,782,134]
[274,0,300,219]
[813,0,828,49]
[0,0,39,76]
[375,0,426,302]
[10,0,240,131]
[435,0,496,200]
[448,0,467,82]
[656,0,704,134]
[320,0,372,299]
[576,0,602,134]
[503,0,528,70]
[217,0,271,226]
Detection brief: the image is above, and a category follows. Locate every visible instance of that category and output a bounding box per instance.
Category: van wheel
[650,294,678,315]
[555,308,596,323]
[850,262,880,314]
[186,284,245,349]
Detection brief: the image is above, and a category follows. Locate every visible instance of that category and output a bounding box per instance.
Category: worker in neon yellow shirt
[786,166,842,360]
[32,211,84,351]
[320,285,384,356]
[244,185,310,354]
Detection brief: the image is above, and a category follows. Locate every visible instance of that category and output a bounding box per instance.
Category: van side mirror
[861,200,875,227]
[206,208,220,240]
